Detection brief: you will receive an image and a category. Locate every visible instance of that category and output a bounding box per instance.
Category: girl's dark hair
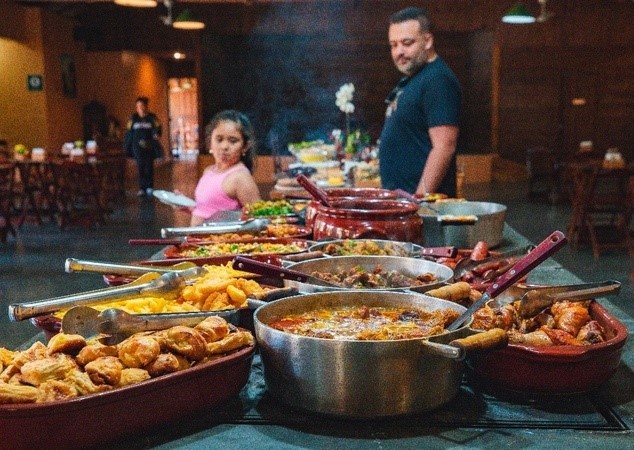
[206,110,256,172]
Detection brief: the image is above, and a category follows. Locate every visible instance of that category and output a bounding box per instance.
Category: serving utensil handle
[232,255,310,283]
[296,174,332,207]
[446,230,567,331]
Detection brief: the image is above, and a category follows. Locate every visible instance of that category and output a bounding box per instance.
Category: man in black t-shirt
[124,96,162,197]
[379,7,461,197]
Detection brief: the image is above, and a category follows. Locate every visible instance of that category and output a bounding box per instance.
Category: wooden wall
[195,0,634,166]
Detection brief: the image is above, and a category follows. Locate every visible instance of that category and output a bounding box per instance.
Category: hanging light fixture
[160,1,205,30]
[114,0,157,7]
[173,9,205,30]
[501,2,536,24]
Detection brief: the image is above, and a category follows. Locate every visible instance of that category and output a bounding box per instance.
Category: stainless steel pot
[284,255,454,293]
[418,201,507,248]
[253,290,506,418]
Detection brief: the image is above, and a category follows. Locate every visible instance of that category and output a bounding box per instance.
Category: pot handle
[420,328,508,361]
[449,328,508,352]
[438,215,478,226]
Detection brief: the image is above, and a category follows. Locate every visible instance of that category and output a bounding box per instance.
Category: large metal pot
[284,255,454,293]
[418,201,507,248]
[253,290,505,418]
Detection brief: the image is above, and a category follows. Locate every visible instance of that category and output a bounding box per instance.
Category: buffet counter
[13,224,634,448]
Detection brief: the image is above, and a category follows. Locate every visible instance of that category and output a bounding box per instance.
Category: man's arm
[415,125,458,196]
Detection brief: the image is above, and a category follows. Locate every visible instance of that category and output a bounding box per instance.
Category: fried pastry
[20,354,77,387]
[75,344,119,367]
[0,382,39,404]
[162,326,207,361]
[65,369,112,395]
[116,368,151,387]
[11,341,48,370]
[0,347,16,371]
[84,356,124,386]
[47,333,87,356]
[205,330,254,355]
[36,379,78,403]
[144,353,181,377]
[118,335,161,368]
[195,316,230,343]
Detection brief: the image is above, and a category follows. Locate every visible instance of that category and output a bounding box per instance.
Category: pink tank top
[192,163,250,219]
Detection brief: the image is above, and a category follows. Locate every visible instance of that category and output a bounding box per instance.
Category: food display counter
[7,223,634,448]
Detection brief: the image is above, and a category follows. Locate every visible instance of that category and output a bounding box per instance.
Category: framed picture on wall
[60,54,77,98]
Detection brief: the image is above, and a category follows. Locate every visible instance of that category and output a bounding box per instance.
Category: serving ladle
[296,174,332,207]
[8,271,187,322]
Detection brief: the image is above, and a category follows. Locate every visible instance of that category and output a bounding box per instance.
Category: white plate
[153,190,196,208]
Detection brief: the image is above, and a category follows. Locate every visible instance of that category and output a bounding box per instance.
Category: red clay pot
[312,198,423,244]
[304,188,398,229]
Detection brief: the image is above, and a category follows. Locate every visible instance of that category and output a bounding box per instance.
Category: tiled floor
[1,157,632,349]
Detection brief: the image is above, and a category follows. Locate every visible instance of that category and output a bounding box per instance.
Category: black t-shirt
[379,57,461,196]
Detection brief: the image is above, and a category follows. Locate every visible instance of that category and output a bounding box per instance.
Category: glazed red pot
[304,188,398,229]
[467,301,629,395]
[312,198,423,244]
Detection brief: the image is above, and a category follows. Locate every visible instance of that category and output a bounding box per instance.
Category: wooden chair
[0,163,17,242]
[52,160,106,229]
[526,146,556,199]
[579,165,634,259]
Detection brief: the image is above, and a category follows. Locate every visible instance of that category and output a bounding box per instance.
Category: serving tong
[8,272,187,322]
[65,258,206,277]
[160,218,267,238]
[516,280,621,318]
[61,286,298,344]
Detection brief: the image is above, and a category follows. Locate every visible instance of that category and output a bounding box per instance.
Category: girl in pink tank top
[188,111,261,226]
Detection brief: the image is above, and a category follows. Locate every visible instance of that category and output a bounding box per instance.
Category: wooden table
[565,159,634,258]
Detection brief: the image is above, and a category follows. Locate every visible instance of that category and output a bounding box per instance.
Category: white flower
[335,83,355,113]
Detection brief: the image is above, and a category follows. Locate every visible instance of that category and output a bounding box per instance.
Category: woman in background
[186,110,261,226]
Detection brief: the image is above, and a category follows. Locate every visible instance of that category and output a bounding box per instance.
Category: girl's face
[209,120,247,169]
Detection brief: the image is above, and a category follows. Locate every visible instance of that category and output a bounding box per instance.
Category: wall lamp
[115,0,205,30]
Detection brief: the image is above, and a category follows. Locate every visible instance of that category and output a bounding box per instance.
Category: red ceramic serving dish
[468,301,629,395]
[0,344,255,449]
[312,198,423,244]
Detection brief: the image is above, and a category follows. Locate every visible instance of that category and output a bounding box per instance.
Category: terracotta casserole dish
[467,301,628,395]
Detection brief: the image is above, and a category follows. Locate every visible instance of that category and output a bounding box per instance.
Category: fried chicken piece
[75,343,119,367]
[0,382,39,404]
[507,329,553,346]
[118,335,161,368]
[36,379,78,403]
[205,330,254,355]
[20,354,77,387]
[144,353,181,377]
[162,326,207,361]
[471,304,514,331]
[47,333,87,356]
[551,301,591,336]
[116,368,151,387]
[541,326,583,346]
[195,316,230,343]
[577,320,606,344]
[84,356,124,386]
